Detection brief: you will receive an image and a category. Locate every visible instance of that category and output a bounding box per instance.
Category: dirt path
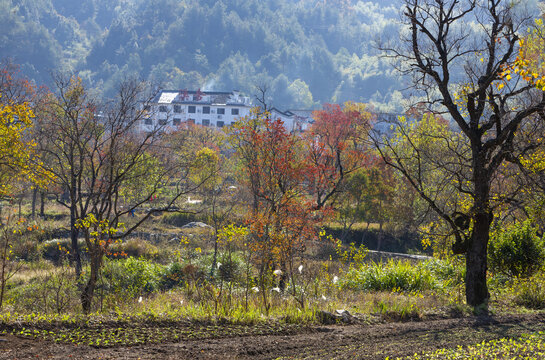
[1,313,544,359]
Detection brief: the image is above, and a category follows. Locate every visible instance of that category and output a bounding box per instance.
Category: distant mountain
[1,0,406,110]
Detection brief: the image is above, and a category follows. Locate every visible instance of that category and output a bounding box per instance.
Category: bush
[99,257,165,298]
[158,262,187,290]
[422,257,465,286]
[12,238,39,261]
[107,238,159,259]
[217,256,243,282]
[39,239,87,263]
[512,272,545,309]
[489,220,545,278]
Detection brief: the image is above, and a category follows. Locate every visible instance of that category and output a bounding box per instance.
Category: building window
[217,108,225,115]
[145,118,153,125]
[159,105,168,113]
[217,121,224,128]
[203,106,210,114]
[231,108,239,115]
[188,106,196,113]
[174,105,182,113]
[202,119,210,127]
[159,119,167,125]
[187,119,195,125]
[173,118,181,126]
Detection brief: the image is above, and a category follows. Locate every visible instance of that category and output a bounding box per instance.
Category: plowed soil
[1,313,544,359]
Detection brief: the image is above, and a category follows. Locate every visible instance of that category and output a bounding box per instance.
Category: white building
[141,89,320,133]
[140,89,253,132]
[268,108,314,132]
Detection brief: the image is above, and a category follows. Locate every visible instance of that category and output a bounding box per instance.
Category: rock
[317,309,356,324]
[181,222,212,229]
[336,309,355,324]
[317,310,338,325]
[168,237,180,243]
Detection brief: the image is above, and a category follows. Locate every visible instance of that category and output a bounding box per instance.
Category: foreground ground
[1,312,544,359]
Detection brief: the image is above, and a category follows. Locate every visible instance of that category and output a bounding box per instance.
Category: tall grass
[341,259,440,292]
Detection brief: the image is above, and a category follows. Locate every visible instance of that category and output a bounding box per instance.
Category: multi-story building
[142,89,373,134]
[140,89,253,132]
[268,108,314,132]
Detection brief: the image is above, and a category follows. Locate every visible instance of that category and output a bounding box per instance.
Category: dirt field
[1,313,544,359]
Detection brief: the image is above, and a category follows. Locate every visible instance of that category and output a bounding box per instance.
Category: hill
[1,0,404,110]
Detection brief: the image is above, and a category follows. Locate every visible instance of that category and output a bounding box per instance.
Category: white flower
[333,276,339,284]
[180,300,184,305]
[217,262,222,269]
[298,264,304,274]
[273,269,283,276]
[138,296,143,303]
[321,295,327,301]
[251,286,260,293]
[272,287,281,293]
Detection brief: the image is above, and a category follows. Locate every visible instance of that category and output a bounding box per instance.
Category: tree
[230,109,323,310]
[378,0,545,306]
[0,60,50,203]
[37,75,199,312]
[305,102,371,209]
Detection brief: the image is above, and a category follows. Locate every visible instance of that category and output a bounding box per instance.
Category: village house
[141,89,315,133]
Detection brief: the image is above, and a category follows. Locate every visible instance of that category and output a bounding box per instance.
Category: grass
[339,259,464,293]
[4,201,545,354]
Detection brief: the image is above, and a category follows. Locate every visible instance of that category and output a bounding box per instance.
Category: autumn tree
[230,109,323,310]
[378,0,545,306]
[0,61,52,308]
[305,102,372,209]
[0,60,50,206]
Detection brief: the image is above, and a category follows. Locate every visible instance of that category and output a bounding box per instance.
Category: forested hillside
[1,0,403,109]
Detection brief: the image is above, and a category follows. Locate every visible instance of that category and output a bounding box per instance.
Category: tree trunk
[40,191,45,217]
[81,251,101,313]
[0,235,8,309]
[465,211,490,306]
[465,157,491,307]
[70,202,81,279]
[210,233,219,278]
[17,195,22,220]
[31,188,38,219]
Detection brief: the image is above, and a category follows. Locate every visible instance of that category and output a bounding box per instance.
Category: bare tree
[37,75,200,312]
[377,0,545,306]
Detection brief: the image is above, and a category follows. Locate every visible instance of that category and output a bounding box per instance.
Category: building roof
[154,89,251,106]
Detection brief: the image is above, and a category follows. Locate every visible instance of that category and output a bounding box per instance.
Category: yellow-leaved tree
[0,60,53,309]
[0,60,53,206]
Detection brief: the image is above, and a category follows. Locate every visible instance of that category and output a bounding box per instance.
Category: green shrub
[217,255,243,282]
[39,239,87,263]
[512,272,545,309]
[12,238,39,261]
[340,259,438,292]
[422,257,465,288]
[158,262,186,290]
[489,220,545,278]
[99,258,165,298]
[107,238,159,259]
